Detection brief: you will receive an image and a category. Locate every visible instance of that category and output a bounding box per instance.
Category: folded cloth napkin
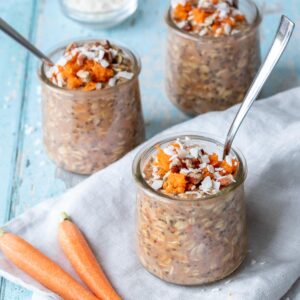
[1,88,300,300]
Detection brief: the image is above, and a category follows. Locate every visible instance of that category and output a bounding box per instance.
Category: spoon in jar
[0,17,53,65]
[223,15,295,159]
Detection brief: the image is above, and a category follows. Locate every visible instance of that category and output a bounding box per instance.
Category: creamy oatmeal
[133,135,247,284]
[165,0,261,115]
[39,40,145,174]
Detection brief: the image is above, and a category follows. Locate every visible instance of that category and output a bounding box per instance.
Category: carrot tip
[0,228,5,237]
[60,212,71,222]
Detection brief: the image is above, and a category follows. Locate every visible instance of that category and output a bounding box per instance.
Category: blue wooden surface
[0,0,299,299]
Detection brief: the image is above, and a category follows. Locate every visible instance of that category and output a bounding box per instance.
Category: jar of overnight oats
[133,134,247,285]
[165,0,261,115]
[59,0,138,27]
[39,40,145,175]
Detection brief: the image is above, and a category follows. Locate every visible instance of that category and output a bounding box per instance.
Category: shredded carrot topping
[58,56,114,90]
[173,2,192,21]
[163,173,187,194]
[47,40,135,91]
[155,147,171,176]
[146,139,240,196]
[171,0,247,37]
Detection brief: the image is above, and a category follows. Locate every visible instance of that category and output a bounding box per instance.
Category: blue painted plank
[258,0,300,96]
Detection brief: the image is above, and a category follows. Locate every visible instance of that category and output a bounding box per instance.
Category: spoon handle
[223,15,295,158]
[0,17,53,65]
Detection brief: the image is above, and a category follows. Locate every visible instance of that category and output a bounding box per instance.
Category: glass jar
[39,40,145,175]
[165,0,261,116]
[133,134,247,285]
[59,0,138,28]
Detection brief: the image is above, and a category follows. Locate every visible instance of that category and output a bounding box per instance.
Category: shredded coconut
[64,0,125,13]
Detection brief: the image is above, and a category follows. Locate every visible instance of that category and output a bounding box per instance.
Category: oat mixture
[143,137,239,198]
[171,0,247,37]
[41,40,144,174]
[135,137,247,284]
[46,40,134,91]
[165,0,261,115]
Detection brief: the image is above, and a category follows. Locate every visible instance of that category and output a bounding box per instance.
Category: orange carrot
[58,213,122,300]
[163,172,187,194]
[0,229,99,300]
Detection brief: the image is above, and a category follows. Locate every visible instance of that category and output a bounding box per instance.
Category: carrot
[0,229,99,300]
[59,213,122,300]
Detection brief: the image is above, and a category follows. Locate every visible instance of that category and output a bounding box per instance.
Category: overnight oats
[165,0,261,115]
[133,134,247,285]
[39,40,144,174]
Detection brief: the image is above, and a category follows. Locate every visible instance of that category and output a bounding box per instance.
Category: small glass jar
[39,40,145,175]
[133,134,247,285]
[165,0,261,116]
[59,0,138,28]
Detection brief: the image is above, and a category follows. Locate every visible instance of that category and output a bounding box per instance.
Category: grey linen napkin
[1,88,300,300]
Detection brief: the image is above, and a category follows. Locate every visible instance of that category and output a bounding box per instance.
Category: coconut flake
[225,155,233,166]
[76,70,90,80]
[224,23,231,35]
[96,83,103,90]
[199,162,207,169]
[180,168,190,175]
[199,28,208,36]
[201,176,212,191]
[177,149,189,158]
[213,180,221,191]
[163,146,175,156]
[201,155,210,163]
[190,147,200,158]
[117,71,134,80]
[100,59,110,68]
[151,180,163,190]
[207,164,215,173]
[108,77,117,87]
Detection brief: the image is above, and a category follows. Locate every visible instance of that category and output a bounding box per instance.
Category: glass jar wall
[39,40,145,174]
[133,134,247,285]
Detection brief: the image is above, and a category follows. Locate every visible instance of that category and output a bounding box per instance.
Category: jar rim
[132,132,247,203]
[37,38,141,95]
[165,0,262,43]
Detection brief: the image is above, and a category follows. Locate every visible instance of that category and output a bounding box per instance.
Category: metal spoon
[223,15,295,158]
[0,17,53,65]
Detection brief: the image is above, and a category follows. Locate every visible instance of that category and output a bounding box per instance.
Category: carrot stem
[61,212,71,222]
[0,229,5,237]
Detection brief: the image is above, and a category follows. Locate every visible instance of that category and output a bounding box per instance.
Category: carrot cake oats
[165,0,261,115]
[39,40,145,174]
[133,135,247,285]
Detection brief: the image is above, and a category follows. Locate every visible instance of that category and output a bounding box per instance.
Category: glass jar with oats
[39,39,145,174]
[133,133,247,285]
[165,0,261,115]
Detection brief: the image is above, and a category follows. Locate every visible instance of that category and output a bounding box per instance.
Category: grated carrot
[173,2,192,21]
[163,173,187,194]
[192,9,210,24]
[155,148,171,176]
